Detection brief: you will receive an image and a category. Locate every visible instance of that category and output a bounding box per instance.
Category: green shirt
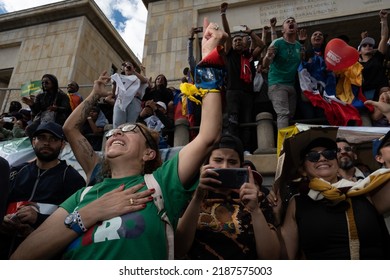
[61,154,195,260]
[268,37,301,87]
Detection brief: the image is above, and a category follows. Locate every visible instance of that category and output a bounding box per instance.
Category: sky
[0,0,148,61]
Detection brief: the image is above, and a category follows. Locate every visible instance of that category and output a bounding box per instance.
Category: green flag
[20,80,41,97]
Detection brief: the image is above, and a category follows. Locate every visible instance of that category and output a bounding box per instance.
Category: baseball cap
[212,134,244,164]
[358,37,375,51]
[32,122,65,140]
[372,130,390,157]
[156,101,167,111]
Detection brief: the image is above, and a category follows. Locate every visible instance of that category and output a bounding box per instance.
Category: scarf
[308,168,390,202]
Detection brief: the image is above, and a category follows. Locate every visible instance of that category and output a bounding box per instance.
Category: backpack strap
[144,173,174,260]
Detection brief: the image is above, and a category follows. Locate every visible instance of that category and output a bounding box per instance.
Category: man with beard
[336,137,365,181]
[0,122,85,259]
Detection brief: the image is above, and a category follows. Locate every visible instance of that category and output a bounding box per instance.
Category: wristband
[220,12,226,15]
[194,66,225,90]
[75,211,87,232]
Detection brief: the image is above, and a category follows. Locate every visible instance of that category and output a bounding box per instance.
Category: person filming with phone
[175,134,279,259]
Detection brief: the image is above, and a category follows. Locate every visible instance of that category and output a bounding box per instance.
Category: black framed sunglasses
[305,149,337,162]
[361,43,373,48]
[337,146,353,153]
[105,124,157,150]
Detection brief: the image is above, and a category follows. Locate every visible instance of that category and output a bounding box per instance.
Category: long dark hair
[41,74,59,93]
[154,74,168,89]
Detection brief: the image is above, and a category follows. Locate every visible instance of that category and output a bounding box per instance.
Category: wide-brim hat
[274,127,338,192]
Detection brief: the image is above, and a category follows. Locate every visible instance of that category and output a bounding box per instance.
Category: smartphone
[209,168,249,189]
[232,25,246,32]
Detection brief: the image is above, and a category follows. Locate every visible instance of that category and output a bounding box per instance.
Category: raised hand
[239,167,261,212]
[91,71,112,98]
[298,28,307,41]
[201,18,228,58]
[220,2,228,13]
[270,17,277,27]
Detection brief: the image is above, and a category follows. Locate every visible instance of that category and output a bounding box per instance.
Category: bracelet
[271,31,277,35]
[220,12,226,15]
[75,211,87,232]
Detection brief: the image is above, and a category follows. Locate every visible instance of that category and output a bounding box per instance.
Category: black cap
[32,122,65,140]
[213,134,244,164]
[300,137,337,160]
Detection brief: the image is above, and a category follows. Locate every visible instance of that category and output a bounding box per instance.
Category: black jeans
[226,89,254,151]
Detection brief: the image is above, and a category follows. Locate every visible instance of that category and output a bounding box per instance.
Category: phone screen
[209,168,248,189]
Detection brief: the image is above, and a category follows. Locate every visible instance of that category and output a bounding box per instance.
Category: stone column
[254,112,276,154]
[174,118,189,146]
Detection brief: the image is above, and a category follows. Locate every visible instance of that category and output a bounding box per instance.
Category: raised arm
[270,17,278,41]
[187,27,197,73]
[63,72,112,184]
[177,18,227,186]
[243,25,265,59]
[378,10,389,54]
[220,2,232,53]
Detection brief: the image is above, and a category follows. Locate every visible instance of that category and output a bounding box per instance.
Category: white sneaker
[244,150,252,156]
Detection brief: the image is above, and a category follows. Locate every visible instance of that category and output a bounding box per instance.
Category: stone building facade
[0,0,140,112]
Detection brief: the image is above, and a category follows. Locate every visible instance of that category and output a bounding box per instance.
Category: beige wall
[143,0,389,87]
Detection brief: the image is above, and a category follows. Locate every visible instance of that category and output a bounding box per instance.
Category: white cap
[156,101,167,111]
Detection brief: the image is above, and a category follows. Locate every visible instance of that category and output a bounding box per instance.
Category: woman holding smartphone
[175,134,280,260]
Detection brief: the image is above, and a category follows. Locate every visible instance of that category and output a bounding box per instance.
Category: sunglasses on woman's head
[305,149,337,162]
[105,124,157,150]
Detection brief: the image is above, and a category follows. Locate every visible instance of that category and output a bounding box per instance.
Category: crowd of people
[1,3,390,260]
